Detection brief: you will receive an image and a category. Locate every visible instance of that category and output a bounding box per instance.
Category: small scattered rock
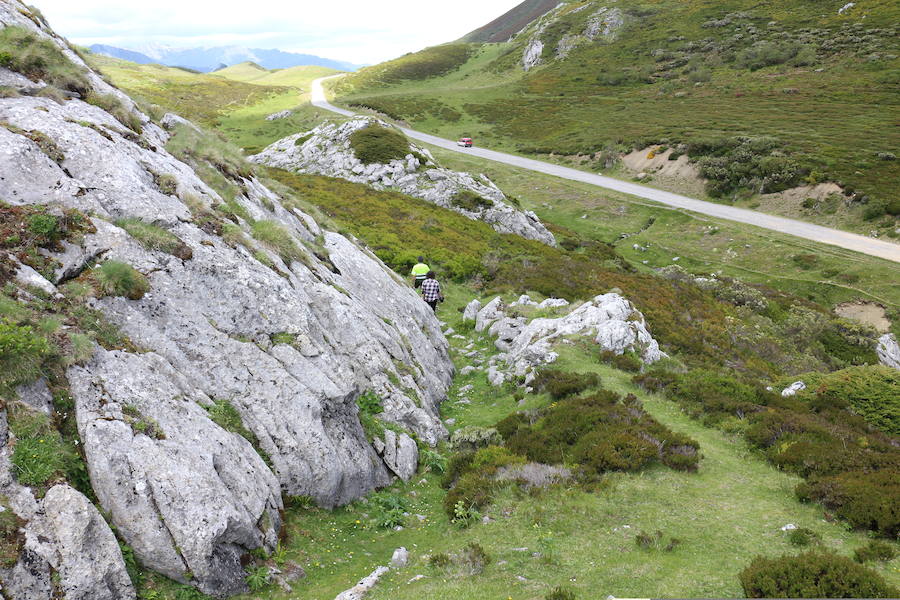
[390,547,409,568]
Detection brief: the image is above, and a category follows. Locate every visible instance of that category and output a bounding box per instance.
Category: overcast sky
[31,0,522,63]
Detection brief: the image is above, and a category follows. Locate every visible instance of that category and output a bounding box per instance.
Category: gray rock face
[265,110,293,121]
[877,333,900,370]
[522,38,544,70]
[390,547,409,568]
[250,117,556,246]
[375,430,419,482]
[27,485,136,600]
[586,7,625,40]
[0,2,454,595]
[463,299,482,321]
[475,297,506,333]
[0,405,135,600]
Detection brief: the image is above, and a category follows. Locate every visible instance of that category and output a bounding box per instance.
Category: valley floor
[225,286,900,600]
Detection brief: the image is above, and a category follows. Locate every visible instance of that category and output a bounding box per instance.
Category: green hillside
[215,61,341,87]
[333,0,900,237]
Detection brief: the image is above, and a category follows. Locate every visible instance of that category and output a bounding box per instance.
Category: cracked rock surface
[0,1,453,595]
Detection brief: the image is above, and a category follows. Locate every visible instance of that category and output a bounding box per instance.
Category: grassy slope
[333,0,900,236]
[224,288,899,600]
[215,62,340,87]
[89,54,337,154]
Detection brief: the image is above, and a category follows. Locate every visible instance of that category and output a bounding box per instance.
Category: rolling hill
[214,61,341,87]
[333,0,900,238]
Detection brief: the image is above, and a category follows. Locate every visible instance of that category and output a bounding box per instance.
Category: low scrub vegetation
[348,125,410,165]
[634,367,900,536]
[739,551,898,598]
[339,44,474,89]
[250,220,305,265]
[450,190,492,212]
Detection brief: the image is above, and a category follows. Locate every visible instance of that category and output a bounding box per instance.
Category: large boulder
[249,117,556,247]
[0,407,135,600]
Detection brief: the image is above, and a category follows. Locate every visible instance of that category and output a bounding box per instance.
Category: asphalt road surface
[312,76,900,263]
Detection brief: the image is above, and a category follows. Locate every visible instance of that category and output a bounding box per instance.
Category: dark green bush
[348,125,410,165]
[809,366,899,435]
[598,350,642,372]
[854,540,896,563]
[531,369,600,400]
[739,551,899,598]
[796,470,900,537]
[503,391,700,474]
[787,527,820,547]
[450,190,492,212]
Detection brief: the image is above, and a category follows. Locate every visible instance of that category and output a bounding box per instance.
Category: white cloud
[30,0,523,63]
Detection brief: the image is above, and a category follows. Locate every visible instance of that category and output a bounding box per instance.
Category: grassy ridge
[334,0,900,235]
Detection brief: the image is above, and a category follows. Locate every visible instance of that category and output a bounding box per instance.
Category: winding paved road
[312,76,900,263]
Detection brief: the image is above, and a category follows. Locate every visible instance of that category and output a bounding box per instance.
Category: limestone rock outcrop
[470,293,666,384]
[877,333,900,370]
[0,1,454,596]
[250,117,556,246]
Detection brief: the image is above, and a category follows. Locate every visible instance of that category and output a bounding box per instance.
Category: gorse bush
[348,125,410,165]
[687,136,806,197]
[734,41,816,71]
[0,26,90,95]
[739,551,899,598]
[93,260,150,300]
[787,527,820,547]
[804,365,899,435]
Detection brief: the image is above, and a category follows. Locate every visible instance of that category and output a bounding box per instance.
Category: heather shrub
[854,540,896,563]
[796,470,900,537]
[598,350,642,372]
[787,527,820,547]
[450,190,492,212]
[531,369,601,400]
[739,551,898,598]
[348,125,410,164]
[503,391,700,474]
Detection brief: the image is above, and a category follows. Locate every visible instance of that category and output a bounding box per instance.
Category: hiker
[421,271,444,312]
[410,256,430,288]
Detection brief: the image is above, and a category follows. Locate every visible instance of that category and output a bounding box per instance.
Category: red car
[457,137,473,148]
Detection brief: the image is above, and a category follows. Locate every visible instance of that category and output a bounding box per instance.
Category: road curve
[312,76,900,263]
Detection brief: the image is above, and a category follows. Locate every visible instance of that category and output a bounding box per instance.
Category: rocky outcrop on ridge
[0,2,453,597]
[250,117,557,247]
[519,3,625,69]
[877,333,900,370]
[464,293,665,386]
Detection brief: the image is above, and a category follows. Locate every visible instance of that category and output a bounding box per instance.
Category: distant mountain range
[88,44,362,73]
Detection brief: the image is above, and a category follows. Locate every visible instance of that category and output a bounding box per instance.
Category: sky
[31,0,524,64]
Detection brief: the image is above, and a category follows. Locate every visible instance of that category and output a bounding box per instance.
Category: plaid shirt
[421,278,442,302]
